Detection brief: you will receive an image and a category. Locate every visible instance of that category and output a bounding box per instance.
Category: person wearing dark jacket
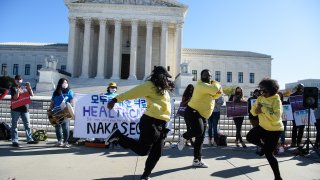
[229,87,247,148]
[289,84,305,147]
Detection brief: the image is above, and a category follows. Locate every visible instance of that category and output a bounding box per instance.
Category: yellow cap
[108,82,117,87]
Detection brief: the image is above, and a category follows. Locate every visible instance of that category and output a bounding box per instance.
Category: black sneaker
[27,141,39,144]
[12,142,20,147]
[256,147,265,156]
[105,129,120,145]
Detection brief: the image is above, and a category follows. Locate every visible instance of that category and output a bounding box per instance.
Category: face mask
[62,83,68,89]
[109,88,117,93]
[16,80,23,84]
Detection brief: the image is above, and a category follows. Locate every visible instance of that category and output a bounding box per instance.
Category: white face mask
[109,88,117,93]
[62,83,68,89]
[16,80,23,84]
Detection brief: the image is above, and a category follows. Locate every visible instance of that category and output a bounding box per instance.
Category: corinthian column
[95,18,107,79]
[160,21,168,69]
[67,16,77,76]
[110,18,121,79]
[80,17,91,78]
[175,21,183,76]
[128,19,138,80]
[143,20,153,80]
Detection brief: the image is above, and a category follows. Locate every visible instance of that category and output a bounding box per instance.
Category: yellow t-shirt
[250,94,284,131]
[188,80,222,119]
[115,81,171,122]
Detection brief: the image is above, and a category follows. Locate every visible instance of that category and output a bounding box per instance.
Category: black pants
[246,126,282,179]
[117,114,167,178]
[233,117,244,142]
[291,120,305,145]
[183,106,207,161]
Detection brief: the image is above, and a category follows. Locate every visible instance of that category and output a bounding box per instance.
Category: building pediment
[65,0,186,8]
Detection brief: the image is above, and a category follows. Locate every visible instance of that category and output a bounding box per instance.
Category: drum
[47,102,74,126]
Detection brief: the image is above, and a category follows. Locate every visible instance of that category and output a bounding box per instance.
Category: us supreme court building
[0,0,272,96]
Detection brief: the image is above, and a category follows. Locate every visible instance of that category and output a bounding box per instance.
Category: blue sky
[0,0,319,89]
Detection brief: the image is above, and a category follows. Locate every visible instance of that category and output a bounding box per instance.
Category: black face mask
[201,76,210,83]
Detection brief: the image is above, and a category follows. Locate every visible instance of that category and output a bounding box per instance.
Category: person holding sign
[10,75,37,147]
[246,78,284,180]
[229,87,247,148]
[289,83,305,147]
[177,69,222,168]
[49,78,74,148]
[106,66,174,180]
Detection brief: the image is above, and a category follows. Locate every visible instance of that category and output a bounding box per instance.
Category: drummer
[50,78,74,148]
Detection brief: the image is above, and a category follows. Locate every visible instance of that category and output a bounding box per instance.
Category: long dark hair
[146,69,174,96]
[182,84,194,99]
[53,78,70,97]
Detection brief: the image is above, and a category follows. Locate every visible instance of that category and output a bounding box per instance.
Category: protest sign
[74,94,173,139]
[282,104,294,121]
[10,92,31,109]
[293,109,316,126]
[226,101,248,117]
[289,95,306,112]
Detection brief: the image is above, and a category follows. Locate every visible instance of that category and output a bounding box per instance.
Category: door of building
[121,54,130,79]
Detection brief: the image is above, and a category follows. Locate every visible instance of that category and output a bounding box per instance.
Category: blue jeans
[55,119,70,143]
[11,110,33,143]
[208,111,220,142]
[280,121,287,144]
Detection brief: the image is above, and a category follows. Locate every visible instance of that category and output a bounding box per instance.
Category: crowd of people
[1,68,319,180]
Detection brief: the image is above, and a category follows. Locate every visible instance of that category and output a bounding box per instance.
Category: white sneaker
[55,141,63,147]
[105,129,120,145]
[177,135,186,151]
[62,142,70,148]
[192,159,208,168]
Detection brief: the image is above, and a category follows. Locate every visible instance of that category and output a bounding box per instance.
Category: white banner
[282,104,294,121]
[294,109,316,126]
[74,94,173,139]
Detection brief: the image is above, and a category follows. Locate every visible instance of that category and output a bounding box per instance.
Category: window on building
[215,71,221,82]
[250,73,255,84]
[227,72,232,83]
[238,72,243,83]
[1,64,7,76]
[36,65,42,76]
[25,64,30,75]
[13,64,19,75]
[61,65,66,72]
[192,70,197,81]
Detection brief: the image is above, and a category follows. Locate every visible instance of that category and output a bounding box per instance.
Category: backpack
[32,129,48,141]
[0,122,11,140]
[217,134,227,146]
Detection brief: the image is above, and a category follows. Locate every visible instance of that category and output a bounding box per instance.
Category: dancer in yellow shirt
[246,78,284,180]
[106,66,174,180]
[177,69,222,168]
